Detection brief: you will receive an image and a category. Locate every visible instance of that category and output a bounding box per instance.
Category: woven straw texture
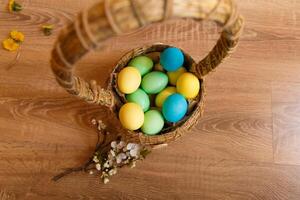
[50,0,244,145]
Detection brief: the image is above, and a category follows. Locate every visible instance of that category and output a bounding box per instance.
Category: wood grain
[272,82,300,165]
[1,0,300,199]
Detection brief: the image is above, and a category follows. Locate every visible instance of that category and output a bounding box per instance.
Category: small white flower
[103,177,109,184]
[108,168,117,176]
[108,150,116,161]
[116,157,122,164]
[89,170,94,175]
[95,163,101,171]
[108,153,113,160]
[130,161,136,168]
[130,149,138,157]
[111,141,117,149]
[116,153,127,164]
[97,120,106,129]
[110,149,116,157]
[91,118,97,125]
[93,156,99,163]
[103,161,110,168]
[130,144,141,157]
[121,152,127,159]
[108,154,115,162]
[126,143,135,150]
[117,141,126,149]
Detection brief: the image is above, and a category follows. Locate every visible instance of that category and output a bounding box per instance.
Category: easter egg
[167,67,187,85]
[176,72,200,99]
[129,56,154,76]
[126,88,150,112]
[155,86,176,107]
[119,103,144,130]
[141,71,168,94]
[160,47,184,72]
[117,67,141,94]
[162,93,188,123]
[141,110,164,135]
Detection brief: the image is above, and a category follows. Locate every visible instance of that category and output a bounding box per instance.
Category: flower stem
[52,124,111,181]
[6,47,21,70]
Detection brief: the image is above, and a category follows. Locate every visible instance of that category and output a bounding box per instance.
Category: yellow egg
[117,67,141,94]
[119,103,144,130]
[167,67,187,85]
[155,86,177,107]
[176,72,200,99]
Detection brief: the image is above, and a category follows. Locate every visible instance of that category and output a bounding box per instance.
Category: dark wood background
[1,0,300,199]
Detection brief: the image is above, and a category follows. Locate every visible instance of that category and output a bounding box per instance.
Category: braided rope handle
[51,0,244,107]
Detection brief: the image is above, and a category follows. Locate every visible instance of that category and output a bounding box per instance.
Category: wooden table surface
[1,0,300,199]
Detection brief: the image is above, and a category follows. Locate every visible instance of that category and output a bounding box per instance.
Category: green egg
[126,88,150,112]
[141,71,168,94]
[129,56,154,76]
[141,110,164,135]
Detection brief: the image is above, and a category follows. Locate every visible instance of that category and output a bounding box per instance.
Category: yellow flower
[10,30,24,43]
[8,0,14,12]
[8,0,22,12]
[2,38,20,51]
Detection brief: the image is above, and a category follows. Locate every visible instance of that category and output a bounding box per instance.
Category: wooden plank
[191,74,273,162]
[272,82,300,165]
[2,153,300,200]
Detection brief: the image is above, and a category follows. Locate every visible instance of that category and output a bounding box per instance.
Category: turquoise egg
[141,110,164,135]
[162,93,188,123]
[129,56,154,76]
[160,47,184,72]
[141,71,168,94]
[126,88,150,112]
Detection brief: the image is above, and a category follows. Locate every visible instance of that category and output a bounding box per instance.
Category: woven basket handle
[51,0,243,107]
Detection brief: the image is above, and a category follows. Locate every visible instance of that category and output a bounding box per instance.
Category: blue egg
[160,47,184,72]
[162,93,188,123]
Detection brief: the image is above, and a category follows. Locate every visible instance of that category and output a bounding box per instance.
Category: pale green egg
[141,71,168,94]
[129,56,153,76]
[126,88,150,112]
[141,110,164,135]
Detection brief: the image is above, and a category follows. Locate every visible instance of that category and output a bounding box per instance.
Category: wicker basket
[50,0,244,146]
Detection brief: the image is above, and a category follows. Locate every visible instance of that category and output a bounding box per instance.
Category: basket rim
[108,43,205,144]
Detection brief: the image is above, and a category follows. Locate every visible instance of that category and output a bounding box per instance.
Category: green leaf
[12,2,22,12]
[140,148,151,158]
[42,25,54,36]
